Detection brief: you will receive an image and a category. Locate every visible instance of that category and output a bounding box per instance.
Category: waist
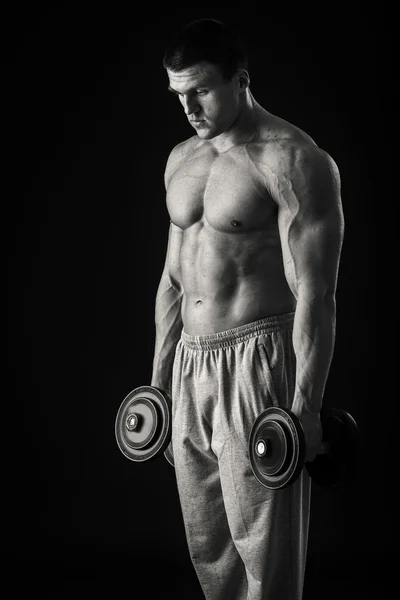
[181,312,295,350]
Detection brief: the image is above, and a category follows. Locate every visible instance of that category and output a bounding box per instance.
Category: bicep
[276,150,344,298]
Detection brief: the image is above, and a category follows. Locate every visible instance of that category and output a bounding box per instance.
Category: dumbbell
[115,386,361,490]
[115,386,173,463]
[248,406,361,490]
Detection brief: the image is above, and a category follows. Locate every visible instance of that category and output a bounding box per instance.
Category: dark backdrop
[7,5,382,599]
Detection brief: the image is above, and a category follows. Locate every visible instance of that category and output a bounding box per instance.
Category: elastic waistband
[181,313,294,351]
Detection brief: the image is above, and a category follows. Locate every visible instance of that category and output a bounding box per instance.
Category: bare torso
[166,109,316,335]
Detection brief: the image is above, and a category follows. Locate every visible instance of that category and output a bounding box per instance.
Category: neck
[210,91,262,153]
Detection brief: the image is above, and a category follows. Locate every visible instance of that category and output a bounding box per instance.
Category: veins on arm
[262,141,344,413]
[264,142,344,300]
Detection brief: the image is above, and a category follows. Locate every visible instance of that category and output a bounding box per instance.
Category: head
[163,19,250,139]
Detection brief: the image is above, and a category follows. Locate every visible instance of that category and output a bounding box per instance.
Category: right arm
[150,221,183,393]
[151,146,185,393]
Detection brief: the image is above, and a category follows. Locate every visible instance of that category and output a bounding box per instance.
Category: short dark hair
[163,18,248,81]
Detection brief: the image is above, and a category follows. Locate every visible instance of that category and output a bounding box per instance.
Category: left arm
[267,142,344,458]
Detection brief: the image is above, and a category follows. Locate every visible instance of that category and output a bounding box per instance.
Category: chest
[166,147,276,232]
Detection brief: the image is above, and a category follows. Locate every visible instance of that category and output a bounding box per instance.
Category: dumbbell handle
[302,441,331,464]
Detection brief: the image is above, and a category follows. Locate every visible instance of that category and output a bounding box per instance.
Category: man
[150,18,344,600]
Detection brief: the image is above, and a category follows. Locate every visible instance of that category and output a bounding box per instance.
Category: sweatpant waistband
[181,312,295,351]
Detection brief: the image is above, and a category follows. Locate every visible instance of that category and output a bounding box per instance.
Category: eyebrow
[167,84,208,94]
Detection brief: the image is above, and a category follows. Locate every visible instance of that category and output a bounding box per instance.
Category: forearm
[151,270,183,392]
[291,290,337,417]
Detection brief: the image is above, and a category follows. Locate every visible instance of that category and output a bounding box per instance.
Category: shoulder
[273,141,338,180]
[248,110,340,184]
[164,136,199,187]
[248,136,340,191]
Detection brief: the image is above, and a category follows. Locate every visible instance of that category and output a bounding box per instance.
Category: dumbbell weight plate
[249,407,306,490]
[306,407,361,488]
[115,386,172,462]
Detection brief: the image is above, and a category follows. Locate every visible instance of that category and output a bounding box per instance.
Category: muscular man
[151,18,344,600]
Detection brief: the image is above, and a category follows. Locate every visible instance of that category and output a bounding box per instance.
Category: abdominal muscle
[179,220,296,335]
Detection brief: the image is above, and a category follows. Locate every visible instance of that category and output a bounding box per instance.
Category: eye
[196,90,208,96]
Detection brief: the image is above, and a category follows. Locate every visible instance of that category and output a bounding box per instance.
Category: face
[167,62,242,139]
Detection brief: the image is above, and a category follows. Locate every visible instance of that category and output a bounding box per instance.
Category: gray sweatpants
[171,313,311,600]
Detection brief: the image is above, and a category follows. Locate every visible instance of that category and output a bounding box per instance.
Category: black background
[7,4,382,599]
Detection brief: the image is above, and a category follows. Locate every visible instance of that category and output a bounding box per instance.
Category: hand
[294,410,323,463]
[151,382,172,395]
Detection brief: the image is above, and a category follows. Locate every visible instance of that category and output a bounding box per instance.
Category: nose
[181,94,200,116]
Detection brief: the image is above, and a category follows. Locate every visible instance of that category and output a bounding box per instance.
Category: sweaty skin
[151,63,344,460]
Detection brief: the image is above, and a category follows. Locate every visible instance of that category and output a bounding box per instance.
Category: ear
[237,69,250,93]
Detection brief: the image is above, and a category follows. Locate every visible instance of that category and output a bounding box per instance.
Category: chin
[196,126,220,140]
[196,130,214,139]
